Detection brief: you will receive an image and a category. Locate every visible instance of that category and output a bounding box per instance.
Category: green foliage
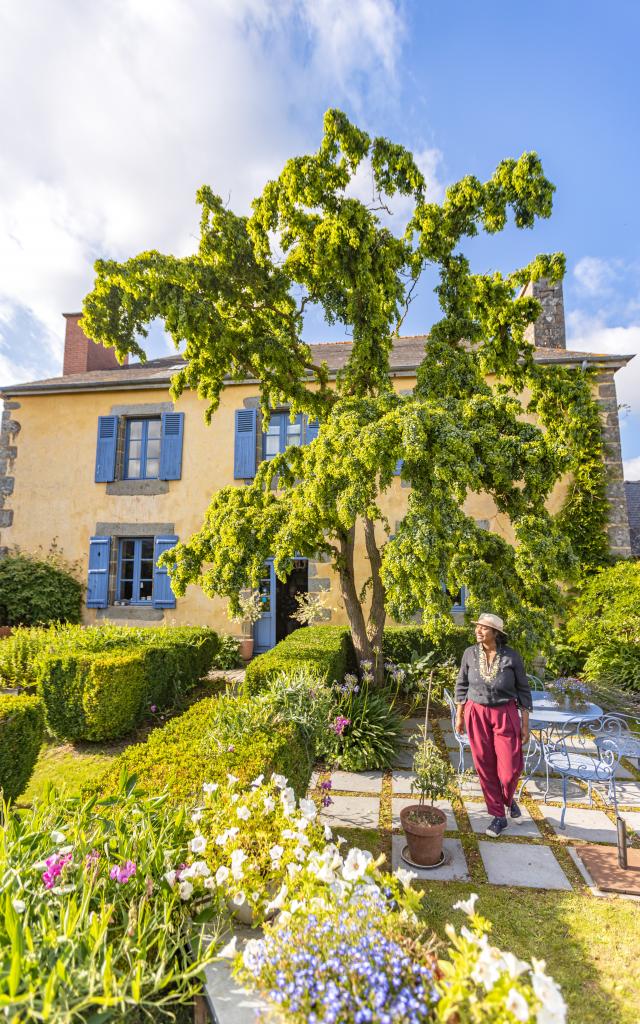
[0,693,45,800]
[95,692,311,803]
[382,625,469,665]
[83,108,604,668]
[0,552,82,626]
[258,667,334,773]
[320,682,402,772]
[410,729,459,805]
[243,625,354,694]
[583,640,640,693]
[0,624,56,687]
[0,781,223,1020]
[36,626,221,741]
[214,632,242,669]
[565,561,640,653]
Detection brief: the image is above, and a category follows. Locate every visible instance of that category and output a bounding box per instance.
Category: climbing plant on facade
[83,109,603,680]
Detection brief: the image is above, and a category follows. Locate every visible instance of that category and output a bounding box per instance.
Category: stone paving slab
[320,795,380,828]
[400,717,426,735]
[391,835,470,881]
[438,718,454,733]
[392,748,414,769]
[447,749,476,772]
[478,841,572,890]
[542,805,618,844]
[463,800,541,838]
[621,811,640,836]
[392,770,417,794]
[392,798,456,831]
[520,777,585,802]
[612,782,640,807]
[330,770,383,794]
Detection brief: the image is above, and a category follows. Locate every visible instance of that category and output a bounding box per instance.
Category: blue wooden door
[253,560,276,653]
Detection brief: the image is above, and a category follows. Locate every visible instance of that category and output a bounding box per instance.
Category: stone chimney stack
[62,313,128,375]
[521,278,566,349]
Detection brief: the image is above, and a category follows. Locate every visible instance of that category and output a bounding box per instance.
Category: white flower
[179,880,194,900]
[342,847,373,882]
[265,883,288,913]
[50,831,66,845]
[281,828,297,840]
[59,845,74,856]
[395,867,418,888]
[289,898,306,914]
[203,782,219,794]
[336,835,347,847]
[294,846,307,862]
[237,805,251,821]
[218,936,238,959]
[191,860,211,878]
[164,870,177,887]
[471,945,504,991]
[251,774,264,788]
[233,890,246,906]
[230,793,239,804]
[272,773,288,789]
[215,865,230,885]
[204,876,217,890]
[227,774,239,785]
[324,824,333,840]
[180,864,197,879]
[330,878,347,899]
[295,832,310,847]
[286,863,301,878]
[532,972,566,1019]
[190,835,207,854]
[191,809,203,824]
[310,896,327,910]
[315,862,335,884]
[243,937,265,972]
[12,899,26,913]
[537,1007,567,1024]
[506,988,530,1022]
[295,816,310,831]
[502,952,529,979]
[299,798,317,821]
[278,910,291,926]
[215,832,229,847]
[269,845,284,861]
[228,827,239,838]
[263,796,276,813]
[281,787,296,817]
[231,849,248,879]
[453,893,479,917]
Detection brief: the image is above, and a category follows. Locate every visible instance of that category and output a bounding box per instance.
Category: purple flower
[150,704,158,713]
[42,852,73,890]
[109,860,137,885]
[322,795,334,808]
[331,715,351,736]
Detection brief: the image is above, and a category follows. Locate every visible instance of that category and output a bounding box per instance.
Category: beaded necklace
[478,643,501,684]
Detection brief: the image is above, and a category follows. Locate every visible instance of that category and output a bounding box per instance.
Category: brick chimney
[62,313,128,375]
[521,279,566,350]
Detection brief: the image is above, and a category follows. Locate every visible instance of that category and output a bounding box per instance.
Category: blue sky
[1,0,639,472]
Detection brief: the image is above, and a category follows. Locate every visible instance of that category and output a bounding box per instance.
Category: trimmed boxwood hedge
[95,693,311,802]
[243,625,355,695]
[382,625,470,665]
[37,628,221,742]
[0,693,45,801]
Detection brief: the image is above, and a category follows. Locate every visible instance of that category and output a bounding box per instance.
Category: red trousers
[464,701,523,818]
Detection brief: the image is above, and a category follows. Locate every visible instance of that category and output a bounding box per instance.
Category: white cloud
[567,311,640,416]
[344,146,445,231]
[573,256,617,296]
[0,0,406,379]
[623,456,640,481]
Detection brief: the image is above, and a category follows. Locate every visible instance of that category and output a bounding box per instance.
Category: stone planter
[400,804,446,866]
[238,637,254,662]
[226,893,276,928]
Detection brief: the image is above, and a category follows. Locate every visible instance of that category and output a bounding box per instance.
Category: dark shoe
[510,799,523,823]
[485,815,508,837]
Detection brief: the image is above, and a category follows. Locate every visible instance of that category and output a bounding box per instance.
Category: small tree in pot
[400,672,459,866]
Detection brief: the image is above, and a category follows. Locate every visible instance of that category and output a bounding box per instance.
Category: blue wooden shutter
[95,416,118,482]
[304,415,320,444]
[393,458,404,475]
[87,536,111,608]
[159,412,184,480]
[153,535,178,608]
[234,409,257,478]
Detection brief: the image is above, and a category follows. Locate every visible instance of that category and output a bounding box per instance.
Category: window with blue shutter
[124,418,161,479]
[303,415,320,444]
[159,412,184,480]
[393,458,404,475]
[262,413,304,460]
[153,535,179,608]
[234,409,257,478]
[95,416,118,482]
[87,536,111,607]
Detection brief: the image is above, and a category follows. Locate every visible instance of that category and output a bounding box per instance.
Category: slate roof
[625,481,640,558]
[0,335,634,396]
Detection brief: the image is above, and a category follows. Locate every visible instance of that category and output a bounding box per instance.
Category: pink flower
[331,715,351,736]
[42,852,73,890]
[150,705,158,713]
[109,860,137,885]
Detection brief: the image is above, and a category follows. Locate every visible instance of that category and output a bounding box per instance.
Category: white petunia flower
[330,878,347,899]
[233,890,246,906]
[502,952,529,979]
[263,796,276,813]
[272,773,288,789]
[203,782,219,794]
[218,936,238,959]
[231,849,248,879]
[395,867,418,888]
[236,805,251,821]
[243,937,265,972]
[269,845,284,861]
[506,988,530,1022]
[336,835,347,847]
[471,945,504,991]
[204,876,217,890]
[342,847,373,882]
[298,798,317,821]
[281,787,296,817]
[59,845,74,856]
[265,883,288,913]
[215,865,230,885]
[295,816,310,831]
[537,1007,567,1024]
[191,860,211,878]
[295,832,310,847]
[281,828,297,840]
[191,809,203,824]
[190,835,207,854]
[251,774,264,788]
[230,793,240,804]
[227,774,239,786]
[12,899,26,913]
[50,831,66,845]
[228,827,239,838]
[278,910,291,926]
[179,880,194,900]
[293,846,307,862]
[324,824,333,840]
[286,863,301,878]
[453,893,479,917]
[164,870,177,887]
[532,972,566,1019]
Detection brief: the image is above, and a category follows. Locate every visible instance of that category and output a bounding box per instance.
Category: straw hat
[471,612,507,636]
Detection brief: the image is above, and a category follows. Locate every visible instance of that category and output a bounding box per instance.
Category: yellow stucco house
[0,280,633,651]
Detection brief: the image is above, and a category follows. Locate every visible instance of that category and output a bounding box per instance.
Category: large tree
[83,109,593,680]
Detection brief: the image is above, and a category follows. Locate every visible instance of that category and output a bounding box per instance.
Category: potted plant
[399,671,458,866]
[231,590,263,661]
[547,676,591,710]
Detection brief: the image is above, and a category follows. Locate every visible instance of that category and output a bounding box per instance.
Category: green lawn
[22,740,124,802]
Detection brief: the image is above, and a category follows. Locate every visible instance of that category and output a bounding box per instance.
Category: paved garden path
[309,714,640,898]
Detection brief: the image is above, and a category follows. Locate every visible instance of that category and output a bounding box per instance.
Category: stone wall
[0,398,20,556]
[522,278,566,350]
[594,369,632,558]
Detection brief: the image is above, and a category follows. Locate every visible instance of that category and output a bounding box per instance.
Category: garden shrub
[95,692,311,802]
[0,625,58,687]
[0,693,45,801]
[382,624,470,666]
[583,639,640,694]
[244,625,354,694]
[565,561,640,654]
[319,677,403,771]
[0,552,82,626]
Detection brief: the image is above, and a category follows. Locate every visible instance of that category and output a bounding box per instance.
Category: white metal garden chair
[542,714,623,828]
[444,687,471,774]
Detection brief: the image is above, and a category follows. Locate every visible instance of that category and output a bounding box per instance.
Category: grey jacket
[455,643,533,712]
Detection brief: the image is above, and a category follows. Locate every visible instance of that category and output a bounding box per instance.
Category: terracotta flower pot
[400,804,447,866]
[0,626,12,639]
[238,637,254,661]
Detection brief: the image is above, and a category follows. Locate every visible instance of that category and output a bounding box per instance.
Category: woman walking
[455,613,532,837]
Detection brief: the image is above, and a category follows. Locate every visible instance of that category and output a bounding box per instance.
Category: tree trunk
[337,526,376,673]
[363,516,387,685]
